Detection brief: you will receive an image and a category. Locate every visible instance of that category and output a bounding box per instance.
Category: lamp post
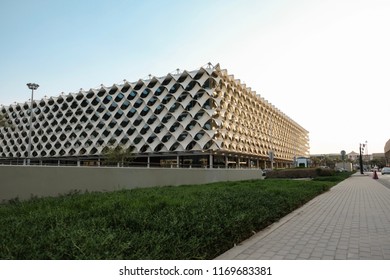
[26,83,39,165]
[359,143,365,175]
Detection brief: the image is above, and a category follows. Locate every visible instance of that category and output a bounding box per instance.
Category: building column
[147,156,150,168]
[225,156,228,169]
[177,155,180,168]
[209,154,213,169]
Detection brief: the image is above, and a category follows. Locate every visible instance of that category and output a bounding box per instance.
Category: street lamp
[359,143,365,175]
[26,83,39,165]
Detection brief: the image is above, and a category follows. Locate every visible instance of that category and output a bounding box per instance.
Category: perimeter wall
[0,166,263,202]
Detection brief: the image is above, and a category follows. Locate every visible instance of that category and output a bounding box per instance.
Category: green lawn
[0,173,351,259]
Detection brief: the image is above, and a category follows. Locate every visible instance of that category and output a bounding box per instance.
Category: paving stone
[323,249,336,256]
[310,251,323,258]
[216,174,390,260]
[262,251,276,257]
[271,255,285,260]
[347,252,359,259]
[284,254,298,260]
[289,249,302,255]
[337,244,349,250]
[358,252,372,259]
[235,254,250,260]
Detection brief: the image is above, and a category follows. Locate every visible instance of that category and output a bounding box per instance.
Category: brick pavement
[216,173,390,260]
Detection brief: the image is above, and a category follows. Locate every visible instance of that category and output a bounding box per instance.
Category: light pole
[359,143,365,175]
[26,83,39,165]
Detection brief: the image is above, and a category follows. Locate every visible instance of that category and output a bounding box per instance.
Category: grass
[0,173,351,260]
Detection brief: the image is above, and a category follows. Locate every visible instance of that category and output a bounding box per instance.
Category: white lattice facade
[0,64,309,167]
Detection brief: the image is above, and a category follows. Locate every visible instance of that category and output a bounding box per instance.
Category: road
[369,171,390,189]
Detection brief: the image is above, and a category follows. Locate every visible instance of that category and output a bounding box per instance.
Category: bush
[315,168,335,176]
[265,168,316,178]
[265,168,337,179]
[313,171,353,182]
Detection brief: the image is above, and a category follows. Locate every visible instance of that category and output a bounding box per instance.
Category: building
[0,63,309,168]
[335,162,353,172]
[347,151,359,161]
[385,139,390,166]
[296,157,310,168]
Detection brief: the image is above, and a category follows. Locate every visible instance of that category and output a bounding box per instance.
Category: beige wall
[385,139,390,165]
[0,166,263,202]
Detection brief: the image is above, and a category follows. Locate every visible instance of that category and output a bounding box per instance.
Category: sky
[0,0,389,155]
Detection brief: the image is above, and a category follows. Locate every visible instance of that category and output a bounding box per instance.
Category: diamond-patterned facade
[0,64,309,165]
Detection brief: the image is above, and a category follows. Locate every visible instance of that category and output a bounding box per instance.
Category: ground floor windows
[0,152,294,169]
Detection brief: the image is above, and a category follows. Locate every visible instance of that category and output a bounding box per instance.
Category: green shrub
[266,168,317,178]
[315,168,335,176]
[266,168,340,179]
[313,171,353,182]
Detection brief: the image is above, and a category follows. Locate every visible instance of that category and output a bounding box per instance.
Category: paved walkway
[216,173,390,260]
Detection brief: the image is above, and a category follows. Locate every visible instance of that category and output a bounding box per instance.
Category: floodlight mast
[26,83,39,165]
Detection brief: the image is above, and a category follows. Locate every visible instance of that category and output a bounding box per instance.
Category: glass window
[127,108,136,118]
[115,93,124,102]
[127,90,137,100]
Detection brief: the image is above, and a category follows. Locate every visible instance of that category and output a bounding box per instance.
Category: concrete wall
[0,165,263,202]
[335,162,353,172]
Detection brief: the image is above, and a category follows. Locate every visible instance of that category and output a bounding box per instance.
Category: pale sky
[0,0,389,155]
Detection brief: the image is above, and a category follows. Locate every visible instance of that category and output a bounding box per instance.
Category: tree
[102,143,135,167]
[309,156,321,167]
[370,157,387,169]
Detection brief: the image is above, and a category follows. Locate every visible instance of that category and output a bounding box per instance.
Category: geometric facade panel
[0,63,309,162]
